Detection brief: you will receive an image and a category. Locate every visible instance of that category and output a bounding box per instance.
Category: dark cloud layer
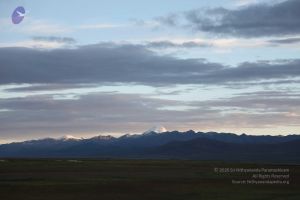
[158,0,300,37]
[0,44,299,86]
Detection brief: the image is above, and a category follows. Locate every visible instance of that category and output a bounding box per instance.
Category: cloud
[0,43,299,87]
[0,89,299,140]
[0,93,191,138]
[144,38,266,49]
[200,91,300,112]
[189,90,300,128]
[268,37,300,44]
[77,23,127,30]
[32,36,77,44]
[155,13,180,26]
[145,41,212,49]
[235,0,260,6]
[158,0,300,37]
[4,83,92,92]
[234,0,284,6]
[16,20,71,34]
[0,36,77,49]
[201,60,300,84]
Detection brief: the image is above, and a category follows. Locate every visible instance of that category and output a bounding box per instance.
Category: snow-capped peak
[143,126,168,135]
[59,135,82,141]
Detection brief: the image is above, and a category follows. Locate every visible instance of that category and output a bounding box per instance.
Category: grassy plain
[0,159,299,200]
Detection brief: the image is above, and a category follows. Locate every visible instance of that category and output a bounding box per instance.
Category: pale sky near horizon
[0,0,300,143]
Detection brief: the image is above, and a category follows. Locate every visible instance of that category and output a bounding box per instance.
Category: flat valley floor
[0,159,299,200]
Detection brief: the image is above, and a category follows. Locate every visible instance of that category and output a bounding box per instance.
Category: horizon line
[1,130,299,145]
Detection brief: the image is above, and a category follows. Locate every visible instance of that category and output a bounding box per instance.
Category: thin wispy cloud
[77,23,128,30]
[268,37,300,45]
[32,36,77,44]
[18,20,71,34]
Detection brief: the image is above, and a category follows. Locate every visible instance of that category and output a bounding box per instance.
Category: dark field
[0,159,299,200]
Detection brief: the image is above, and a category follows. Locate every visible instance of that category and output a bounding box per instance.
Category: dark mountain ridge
[0,130,299,163]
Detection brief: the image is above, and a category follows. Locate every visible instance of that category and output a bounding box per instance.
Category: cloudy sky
[0,0,300,143]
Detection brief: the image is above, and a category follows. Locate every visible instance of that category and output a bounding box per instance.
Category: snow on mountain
[59,135,82,141]
[143,126,168,135]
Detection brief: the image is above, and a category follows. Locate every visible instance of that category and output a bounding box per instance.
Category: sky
[0,0,300,143]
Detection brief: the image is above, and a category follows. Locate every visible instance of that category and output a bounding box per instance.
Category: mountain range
[1,129,300,163]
